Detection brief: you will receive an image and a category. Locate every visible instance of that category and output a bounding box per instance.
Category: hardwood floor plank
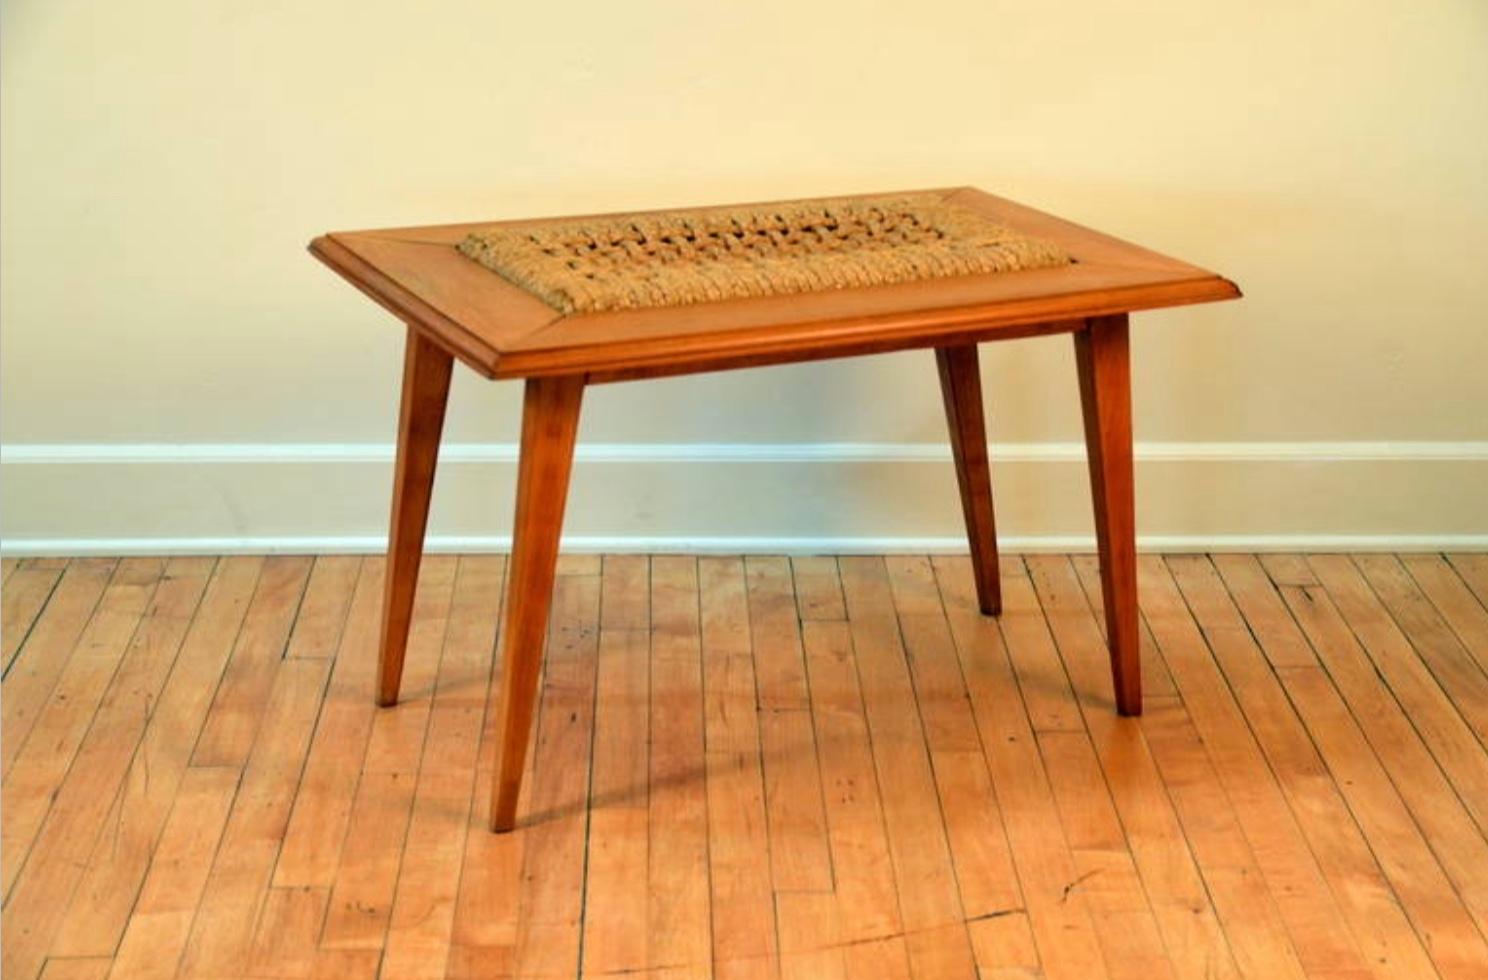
[382,556,501,979]
[1017,559,1226,980]
[20,558,71,571]
[2,559,65,673]
[1276,665,1488,978]
[554,554,601,577]
[838,556,978,979]
[1279,580,1488,942]
[381,770,475,978]
[39,959,112,980]
[507,570,602,977]
[271,559,386,889]
[2,558,119,778]
[744,556,811,712]
[439,554,522,971]
[8,556,212,916]
[1403,553,1488,677]
[106,766,240,979]
[321,768,419,949]
[309,948,382,977]
[285,556,362,659]
[582,557,651,977]
[8,549,1488,980]
[599,554,650,631]
[776,890,846,980]
[176,655,331,976]
[790,556,847,622]
[841,938,913,980]
[437,555,521,968]
[883,557,1021,920]
[1172,555,1447,978]
[247,885,331,978]
[1259,554,1319,588]
[5,558,260,979]
[646,556,712,976]
[989,557,1086,734]
[1445,554,1488,610]
[1138,557,1365,977]
[1045,555,1244,980]
[1354,554,1488,747]
[1139,697,1309,980]
[365,556,459,775]
[1208,555,1318,669]
[801,618,906,952]
[698,556,778,979]
[1065,853,1177,980]
[191,555,313,767]
[935,557,1111,980]
[236,560,358,977]
[1309,555,1488,834]
[583,807,649,974]
[1037,731,1176,980]
[263,907,393,978]
[1065,559,1261,980]
[966,909,1041,978]
[427,556,506,748]
[745,556,833,894]
[42,557,233,955]
[3,558,165,896]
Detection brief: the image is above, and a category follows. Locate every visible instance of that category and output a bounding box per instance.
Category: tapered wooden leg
[490,374,585,832]
[1074,314,1141,716]
[935,344,1002,615]
[377,328,453,707]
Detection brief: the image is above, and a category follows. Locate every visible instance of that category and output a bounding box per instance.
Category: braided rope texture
[456,193,1070,314]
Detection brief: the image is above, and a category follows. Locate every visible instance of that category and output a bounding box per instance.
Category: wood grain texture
[315,189,1240,836]
[1075,314,1142,715]
[7,549,1488,978]
[377,328,454,707]
[5,559,259,980]
[2,558,117,778]
[1,559,66,673]
[310,186,1238,380]
[3,558,165,895]
[489,375,585,831]
[935,344,1002,615]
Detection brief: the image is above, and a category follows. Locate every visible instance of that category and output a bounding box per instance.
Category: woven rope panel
[456,194,1070,314]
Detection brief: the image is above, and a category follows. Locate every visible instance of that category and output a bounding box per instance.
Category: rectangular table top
[310,187,1239,382]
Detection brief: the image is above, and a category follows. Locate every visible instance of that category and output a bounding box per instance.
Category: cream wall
[2,0,1485,552]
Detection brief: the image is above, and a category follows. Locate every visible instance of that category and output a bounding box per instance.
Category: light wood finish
[1,559,67,673]
[489,375,585,831]
[3,558,166,895]
[310,188,1238,380]
[319,188,1239,829]
[9,551,1488,978]
[2,559,116,777]
[377,328,453,706]
[935,344,1002,615]
[1074,314,1142,715]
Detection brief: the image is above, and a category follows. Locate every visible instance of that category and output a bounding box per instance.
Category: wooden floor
[4,554,1488,979]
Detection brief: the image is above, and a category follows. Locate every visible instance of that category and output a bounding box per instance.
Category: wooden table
[311,187,1239,831]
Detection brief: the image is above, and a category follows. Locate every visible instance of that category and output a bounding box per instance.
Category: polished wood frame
[311,186,1239,831]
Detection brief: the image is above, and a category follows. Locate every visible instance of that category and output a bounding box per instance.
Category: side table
[310,187,1239,830]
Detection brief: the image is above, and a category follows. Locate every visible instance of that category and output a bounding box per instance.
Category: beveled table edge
[310,186,1241,381]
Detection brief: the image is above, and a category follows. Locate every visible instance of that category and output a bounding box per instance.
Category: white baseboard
[3,441,1485,555]
[5,440,1485,465]
[3,534,1486,558]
